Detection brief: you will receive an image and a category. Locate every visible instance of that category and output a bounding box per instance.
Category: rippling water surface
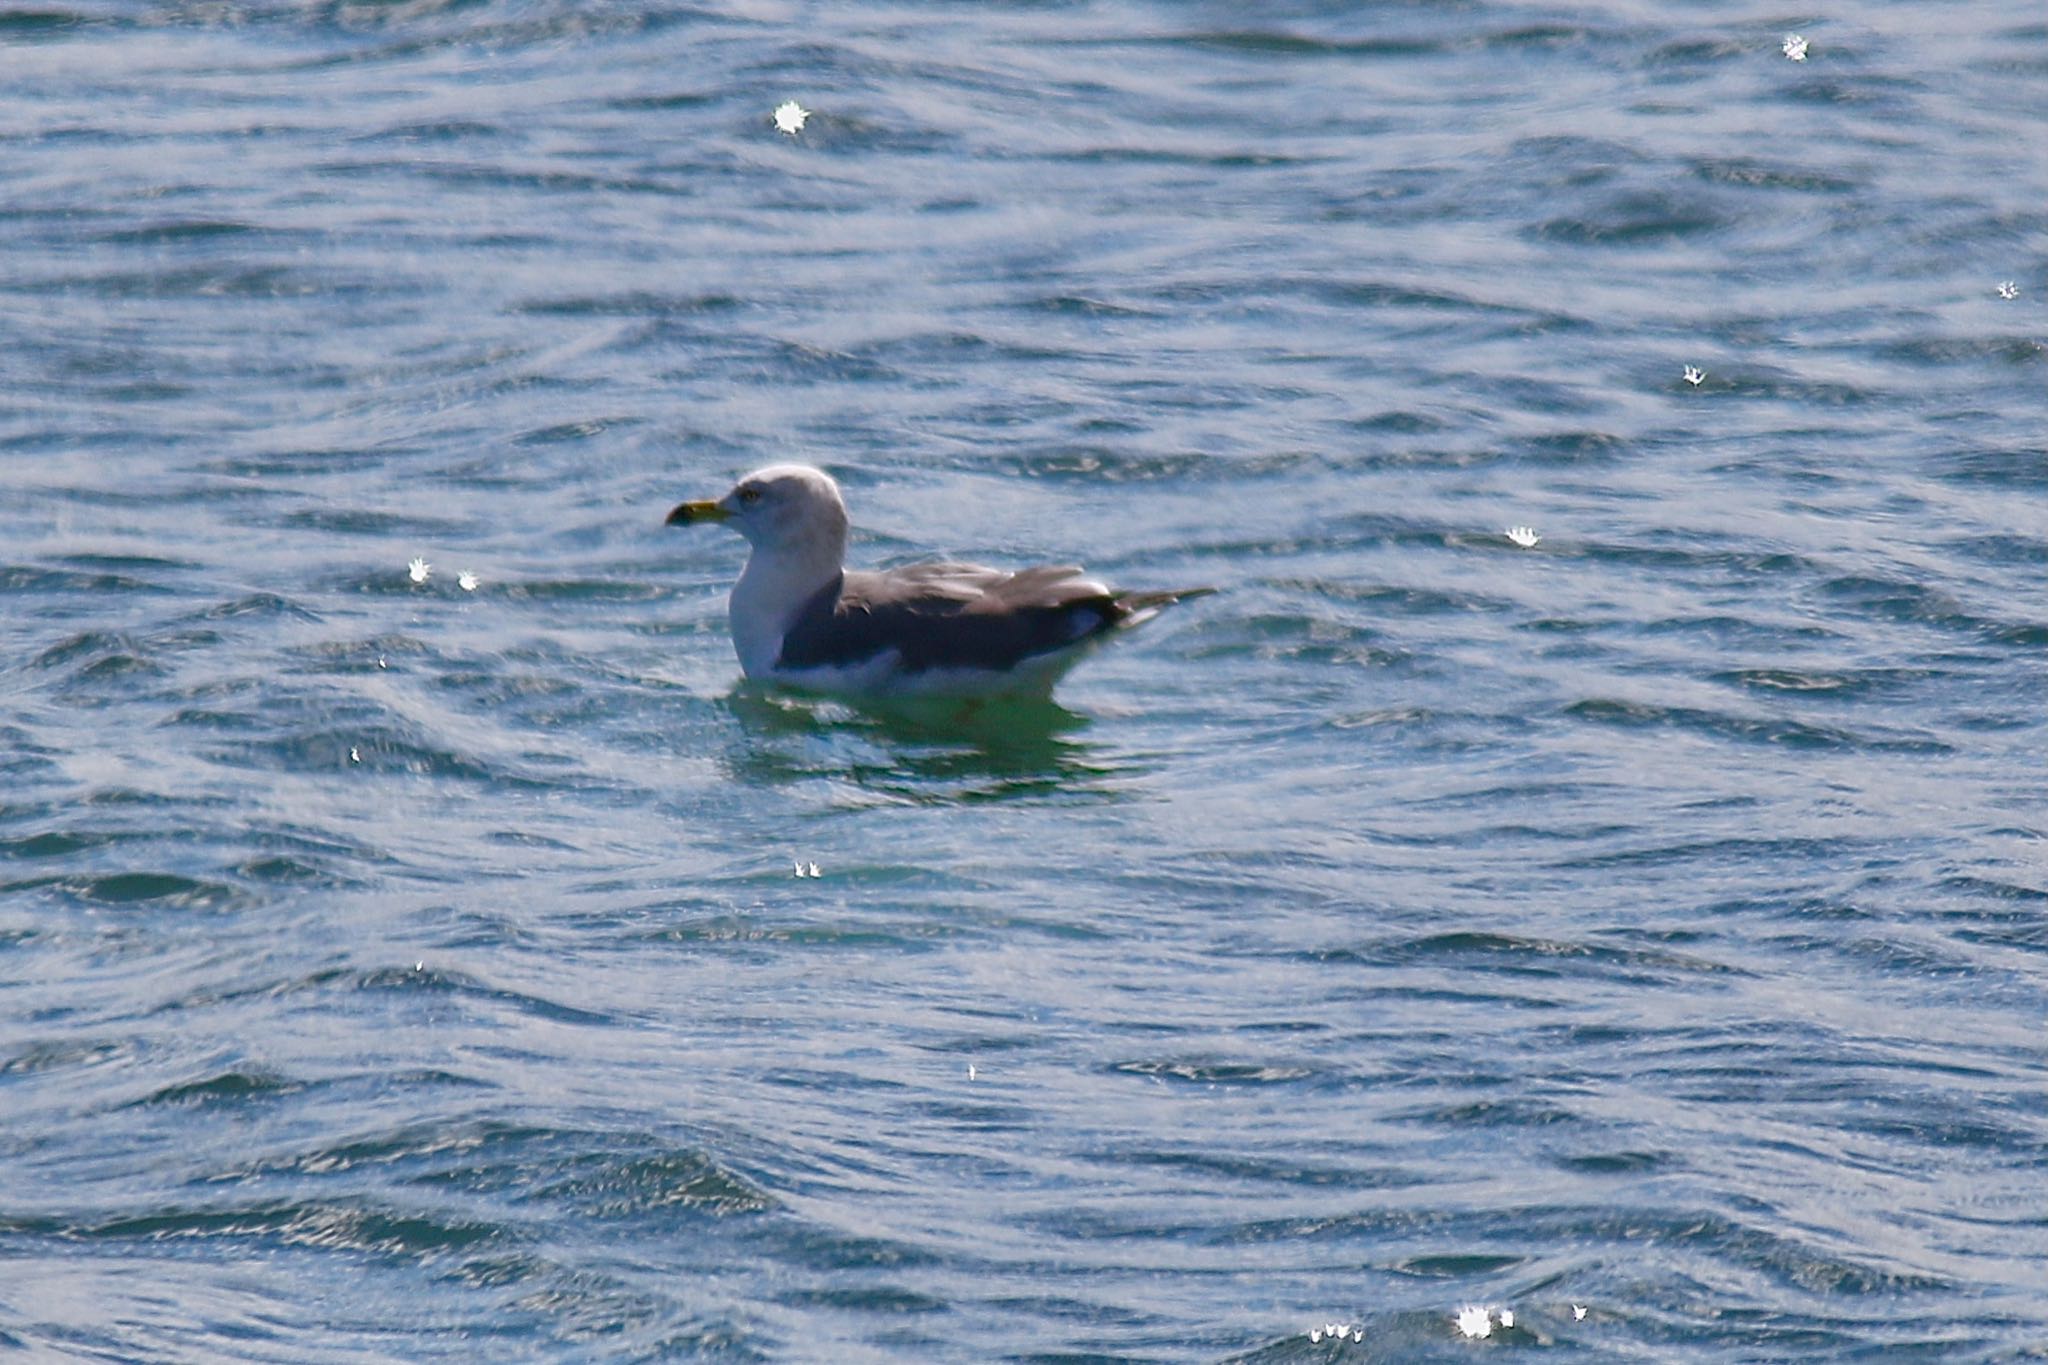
[3,2,2045,1360]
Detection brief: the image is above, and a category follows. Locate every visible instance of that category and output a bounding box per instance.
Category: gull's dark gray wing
[775,563,1133,673]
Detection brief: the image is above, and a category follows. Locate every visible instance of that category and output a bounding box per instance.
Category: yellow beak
[665,499,730,526]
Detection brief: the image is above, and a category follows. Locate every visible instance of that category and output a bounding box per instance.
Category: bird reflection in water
[719,682,1131,804]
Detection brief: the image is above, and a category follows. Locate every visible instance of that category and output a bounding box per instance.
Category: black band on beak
[666,499,729,526]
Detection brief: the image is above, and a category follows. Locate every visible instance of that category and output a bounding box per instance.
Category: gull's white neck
[729,526,845,678]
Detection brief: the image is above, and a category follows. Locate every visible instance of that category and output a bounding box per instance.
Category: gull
[1505,525,1541,548]
[1996,281,2018,300]
[408,557,431,584]
[1499,1309,1514,1329]
[1783,33,1808,61]
[1683,364,1705,386]
[667,465,1213,697]
[773,100,809,136]
[1573,1304,1587,1321]
[458,570,479,592]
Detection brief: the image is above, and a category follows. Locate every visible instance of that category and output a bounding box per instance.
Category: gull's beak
[665,498,730,527]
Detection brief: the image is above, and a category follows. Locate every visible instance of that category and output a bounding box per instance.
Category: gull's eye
[737,486,762,505]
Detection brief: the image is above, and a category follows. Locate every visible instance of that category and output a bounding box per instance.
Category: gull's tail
[1110,585,1217,628]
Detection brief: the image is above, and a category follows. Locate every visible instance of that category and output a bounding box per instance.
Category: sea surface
[2,2,2044,1360]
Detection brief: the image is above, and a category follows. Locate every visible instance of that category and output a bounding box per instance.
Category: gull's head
[666,464,849,556]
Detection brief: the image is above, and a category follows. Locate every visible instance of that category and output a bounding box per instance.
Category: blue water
[3,2,2045,1360]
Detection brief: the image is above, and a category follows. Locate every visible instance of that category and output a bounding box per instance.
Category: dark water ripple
[3,1,2046,1361]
